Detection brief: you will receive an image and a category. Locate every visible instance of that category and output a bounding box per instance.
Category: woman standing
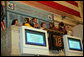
[11,19,18,26]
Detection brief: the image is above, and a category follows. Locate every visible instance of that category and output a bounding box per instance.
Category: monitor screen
[68,38,82,51]
[25,29,46,46]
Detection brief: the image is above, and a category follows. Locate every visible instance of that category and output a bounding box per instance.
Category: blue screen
[25,29,46,46]
[68,38,82,51]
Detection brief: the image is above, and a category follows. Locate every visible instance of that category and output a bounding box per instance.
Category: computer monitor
[63,35,83,56]
[20,26,49,56]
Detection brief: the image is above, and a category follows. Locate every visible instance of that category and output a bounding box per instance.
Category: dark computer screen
[25,29,46,46]
[68,38,82,51]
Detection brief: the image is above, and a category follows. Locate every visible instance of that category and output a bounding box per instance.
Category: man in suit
[30,18,40,29]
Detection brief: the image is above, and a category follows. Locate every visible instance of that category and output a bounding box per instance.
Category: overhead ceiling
[15,1,83,24]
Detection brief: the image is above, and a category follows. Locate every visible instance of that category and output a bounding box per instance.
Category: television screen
[68,38,82,51]
[25,29,46,46]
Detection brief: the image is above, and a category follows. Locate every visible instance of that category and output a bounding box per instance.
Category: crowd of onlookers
[11,18,71,35]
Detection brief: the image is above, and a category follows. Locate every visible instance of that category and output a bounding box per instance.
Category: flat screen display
[25,29,46,46]
[68,38,82,51]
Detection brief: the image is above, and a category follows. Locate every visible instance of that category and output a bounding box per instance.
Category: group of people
[11,18,69,35]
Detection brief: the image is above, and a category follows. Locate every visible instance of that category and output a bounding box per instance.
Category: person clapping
[30,18,40,29]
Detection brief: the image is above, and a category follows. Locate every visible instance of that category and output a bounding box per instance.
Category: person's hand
[19,23,24,26]
[34,24,37,28]
[20,24,23,26]
[34,24,40,28]
[37,24,40,27]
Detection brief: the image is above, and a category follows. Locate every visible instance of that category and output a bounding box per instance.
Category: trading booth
[1,25,83,56]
